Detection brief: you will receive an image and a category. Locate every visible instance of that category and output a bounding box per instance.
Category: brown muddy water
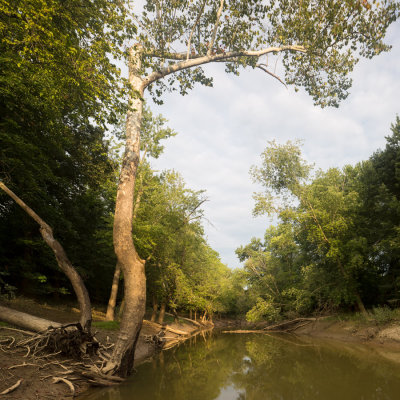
[80,332,400,400]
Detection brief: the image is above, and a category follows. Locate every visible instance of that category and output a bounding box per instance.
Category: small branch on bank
[263,318,317,332]
[0,379,22,395]
[0,326,35,336]
[143,320,190,336]
[52,377,75,397]
[164,313,203,327]
[8,362,38,369]
[222,330,270,334]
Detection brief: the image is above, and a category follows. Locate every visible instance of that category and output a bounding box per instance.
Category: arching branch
[143,45,306,87]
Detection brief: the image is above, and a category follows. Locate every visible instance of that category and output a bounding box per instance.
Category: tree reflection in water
[81,332,400,400]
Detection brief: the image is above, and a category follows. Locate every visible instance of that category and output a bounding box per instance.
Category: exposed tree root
[17,323,99,359]
[0,326,35,336]
[52,377,75,397]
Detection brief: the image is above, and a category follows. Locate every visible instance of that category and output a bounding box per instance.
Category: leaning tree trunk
[103,45,146,377]
[105,263,122,321]
[0,182,92,331]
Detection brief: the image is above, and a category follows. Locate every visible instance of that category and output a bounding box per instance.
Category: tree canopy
[237,119,400,322]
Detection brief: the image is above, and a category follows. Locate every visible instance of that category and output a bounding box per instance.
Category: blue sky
[143,22,400,269]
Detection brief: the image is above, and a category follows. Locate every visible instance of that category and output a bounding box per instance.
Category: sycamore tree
[110,0,399,375]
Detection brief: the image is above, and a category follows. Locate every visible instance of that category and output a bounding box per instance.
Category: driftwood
[52,377,75,396]
[165,312,202,327]
[263,318,317,332]
[222,330,270,334]
[143,320,189,336]
[0,379,22,395]
[0,326,35,336]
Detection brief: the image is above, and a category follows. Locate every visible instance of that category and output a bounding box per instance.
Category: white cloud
[149,23,400,269]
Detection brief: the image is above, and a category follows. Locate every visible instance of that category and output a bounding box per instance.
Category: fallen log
[143,320,189,336]
[0,305,61,332]
[165,313,202,327]
[263,318,317,332]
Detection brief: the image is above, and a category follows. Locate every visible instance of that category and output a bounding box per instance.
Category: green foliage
[137,0,399,107]
[0,271,16,300]
[92,320,120,330]
[131,166,231,317]
[239,120,400,321]
[0,0,136,302]
[246,297,281,323]
[371,306,397,325]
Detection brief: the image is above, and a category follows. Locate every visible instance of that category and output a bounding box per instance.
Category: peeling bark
[103,46,146,377]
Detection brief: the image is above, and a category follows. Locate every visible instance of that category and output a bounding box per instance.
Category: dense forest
[237,120,400,321]
[1,0,399,378]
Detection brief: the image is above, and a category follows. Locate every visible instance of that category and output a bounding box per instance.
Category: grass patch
[371,306,400,325]
[92,320,120,330]
[0,321,10,327]
[328,307,400,326]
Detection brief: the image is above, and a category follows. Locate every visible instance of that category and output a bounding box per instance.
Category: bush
[371,306,397,325]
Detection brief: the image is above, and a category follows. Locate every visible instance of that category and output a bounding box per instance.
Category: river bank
[0,298,210,399]
[2,300,400,399]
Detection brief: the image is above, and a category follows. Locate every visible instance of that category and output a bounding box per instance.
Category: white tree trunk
[103,46,146,377]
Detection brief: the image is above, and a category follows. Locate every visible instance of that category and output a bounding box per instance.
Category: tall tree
[104,106,176,321]
[0,0,134,326]
[110,0,399,375]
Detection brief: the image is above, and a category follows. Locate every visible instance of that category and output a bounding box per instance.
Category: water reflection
[80,332,400,400]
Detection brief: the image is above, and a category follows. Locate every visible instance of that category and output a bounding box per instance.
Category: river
[80,331,400,400]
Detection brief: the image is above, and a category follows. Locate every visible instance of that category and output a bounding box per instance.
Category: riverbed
[79,331,400,400]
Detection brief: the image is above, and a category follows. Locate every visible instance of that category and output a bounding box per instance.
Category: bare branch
[186,0,207,60]
[144,45,306,86]
[207,0,225,56]
[256,64,287,88]
[52,377,75,396]
[1,379,22,395]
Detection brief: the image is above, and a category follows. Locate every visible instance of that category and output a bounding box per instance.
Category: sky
[142,23,400,270]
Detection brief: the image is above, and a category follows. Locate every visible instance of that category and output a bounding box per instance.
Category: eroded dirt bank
[295,318,400,347]
[0,299,210,399]
[3,301,400,400]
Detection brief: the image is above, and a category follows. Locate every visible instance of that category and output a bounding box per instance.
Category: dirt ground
[295,317,400,346]
[0,298,204,399]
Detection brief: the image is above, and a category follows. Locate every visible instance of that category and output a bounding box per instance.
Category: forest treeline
[1,0,400,333]
[0,100,235,321]
[237,121,400,321]
[2,100,400,323]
